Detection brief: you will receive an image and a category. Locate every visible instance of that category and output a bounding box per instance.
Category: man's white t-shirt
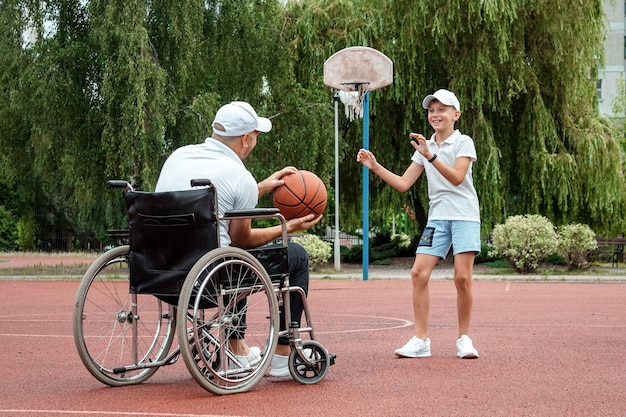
[155,138,258,246]
[411,130,480,223]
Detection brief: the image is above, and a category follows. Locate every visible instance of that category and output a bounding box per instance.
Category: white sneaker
[269,354,290,377]
[456,335,479,359]
[394,336,431,358]
[232,346,262,368]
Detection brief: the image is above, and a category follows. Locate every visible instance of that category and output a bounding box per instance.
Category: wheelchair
[72,179,335,395]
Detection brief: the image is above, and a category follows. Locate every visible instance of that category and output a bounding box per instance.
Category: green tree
[1,0,624,252]
[394,0,624,236]
[0,0,37,230]
[90,0,168,189]
[286,0,626,238]
[147,0,213,155]
[610,78,626,167]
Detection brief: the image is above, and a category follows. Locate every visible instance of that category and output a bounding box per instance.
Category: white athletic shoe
[232,346,262,368]
[456,335,479,359]
[394,336,431,358]
[269,354,290,377]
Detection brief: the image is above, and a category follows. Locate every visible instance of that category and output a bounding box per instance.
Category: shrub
[371,232,414,260]
[290,234,332,271]
[0,206,17,251]
[489,214,558,273]
[475,242,500,264]
[546,252,567,266]
[340,244,363,263]
[557,223,597,270]
[16,215,37,251]
[341,232,415,264]
[391,233,412,249]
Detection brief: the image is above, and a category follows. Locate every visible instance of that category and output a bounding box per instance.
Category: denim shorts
[415,220,481,259]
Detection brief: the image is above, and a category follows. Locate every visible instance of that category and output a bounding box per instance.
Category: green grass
[481,259,510,269]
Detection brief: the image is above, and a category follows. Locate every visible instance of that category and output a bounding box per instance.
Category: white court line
[295,313,413,334]
[3,315,625,340]
[0,313,413,338]
[0,334,74,337]
[0,317,70,320]
[0,411,245,417]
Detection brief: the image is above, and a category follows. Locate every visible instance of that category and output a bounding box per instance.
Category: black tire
[289,340,330,385]
[177,247,279,395]
[73,246,176,386]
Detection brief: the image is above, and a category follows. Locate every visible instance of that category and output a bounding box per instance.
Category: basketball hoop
[338,88,365,121]
[324,47,392,123]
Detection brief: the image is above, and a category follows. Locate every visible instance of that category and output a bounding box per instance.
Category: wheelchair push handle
[107,178,212,192]
[190,178,212,188]
[107,180,134,191]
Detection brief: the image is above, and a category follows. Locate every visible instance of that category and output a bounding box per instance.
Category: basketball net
[338,87,365,122]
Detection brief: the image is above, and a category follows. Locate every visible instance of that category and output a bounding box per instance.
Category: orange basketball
[273,170,327,220]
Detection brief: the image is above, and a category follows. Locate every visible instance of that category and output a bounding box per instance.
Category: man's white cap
[422,89,461,111]
[212,101,272,137]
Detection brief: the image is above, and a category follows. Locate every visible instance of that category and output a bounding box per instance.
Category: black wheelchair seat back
[123,186,218,304]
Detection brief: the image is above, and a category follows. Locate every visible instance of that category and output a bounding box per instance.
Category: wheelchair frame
[72,180,334,395]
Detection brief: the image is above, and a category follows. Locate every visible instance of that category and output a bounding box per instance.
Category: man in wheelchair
[155,101,322,378]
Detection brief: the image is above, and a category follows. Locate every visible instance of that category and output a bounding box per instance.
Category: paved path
[312,267,626,282]
[0,254,98,269]
[1,253,625,282]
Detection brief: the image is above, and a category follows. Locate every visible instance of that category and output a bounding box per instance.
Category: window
[597,79,603,101]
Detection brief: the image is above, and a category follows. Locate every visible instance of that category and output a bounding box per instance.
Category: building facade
[600,1,625,117]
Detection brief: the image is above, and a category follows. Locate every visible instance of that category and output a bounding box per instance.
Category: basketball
[273,170,327,220]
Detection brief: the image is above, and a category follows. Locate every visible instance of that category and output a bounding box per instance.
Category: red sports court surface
[0,278,625,417]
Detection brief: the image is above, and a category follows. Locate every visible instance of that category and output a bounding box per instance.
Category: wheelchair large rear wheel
[177,247,279,395]
[73,245,176,386]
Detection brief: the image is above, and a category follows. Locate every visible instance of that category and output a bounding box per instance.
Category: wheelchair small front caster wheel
[288,340,330,385]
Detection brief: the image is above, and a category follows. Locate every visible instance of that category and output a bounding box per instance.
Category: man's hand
[257,166,298,198]
[287,213,323,233]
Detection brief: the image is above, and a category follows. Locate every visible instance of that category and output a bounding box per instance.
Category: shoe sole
[394,351,431,358]
[458,352,479,359]
[269,368,291,377]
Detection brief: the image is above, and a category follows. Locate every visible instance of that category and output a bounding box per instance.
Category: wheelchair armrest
[224,208,281,218]
[223,208,288,244]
